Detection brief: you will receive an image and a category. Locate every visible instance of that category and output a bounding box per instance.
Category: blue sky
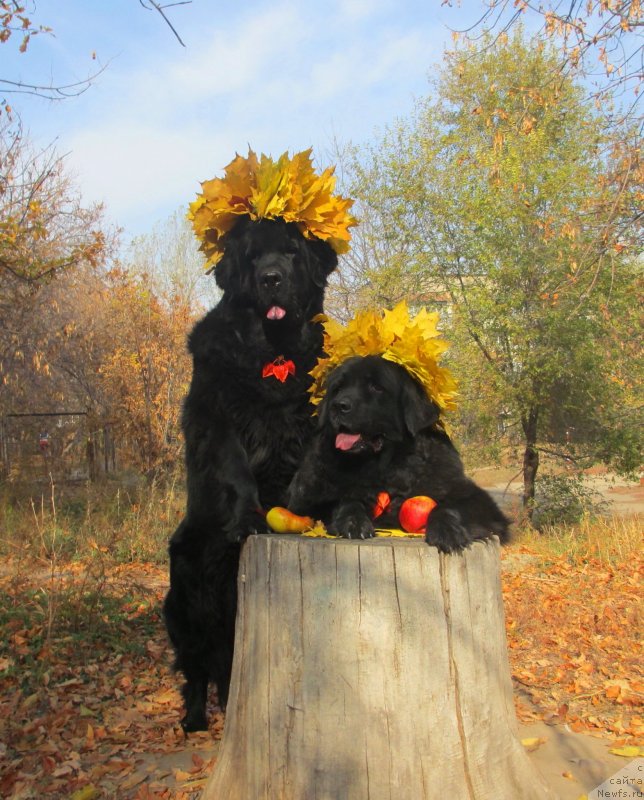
[2,0,478,240]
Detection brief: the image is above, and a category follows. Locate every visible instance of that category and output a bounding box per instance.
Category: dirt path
[521,719,634,799]
[473,466,644,518]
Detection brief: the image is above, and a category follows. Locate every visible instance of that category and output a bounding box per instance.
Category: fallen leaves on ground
[502,545,643,744]
[0,542,641,798]
[0,560,222,799]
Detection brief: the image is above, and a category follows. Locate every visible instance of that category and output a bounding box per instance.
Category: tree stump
[202,535,558,800]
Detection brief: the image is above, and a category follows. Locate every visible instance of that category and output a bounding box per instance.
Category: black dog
[287,355,509,551]
[163,217,337,731]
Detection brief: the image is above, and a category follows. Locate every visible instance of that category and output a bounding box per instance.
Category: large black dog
[163,217,337,731]
[287,355,509,551]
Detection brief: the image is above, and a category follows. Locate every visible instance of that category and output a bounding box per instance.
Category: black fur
[287,355,510,551]
[163,217,337,732]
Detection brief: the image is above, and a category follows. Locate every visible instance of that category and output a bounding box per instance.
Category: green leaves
[342,28,641,497]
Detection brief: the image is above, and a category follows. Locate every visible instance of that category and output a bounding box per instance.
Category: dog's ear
[214,238,241,293]
[316,394,331,429]
[213,218,253,294]
[400,378,440,436]
[316,363,344,429]
[307,239,338,288]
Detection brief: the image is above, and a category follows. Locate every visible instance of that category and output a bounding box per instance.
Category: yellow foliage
[70,786,100,800]
[309,301,458,414]
[298,522,425,539]
[609,745,644,758]
[520,736,547,751]
[188,148,357,270]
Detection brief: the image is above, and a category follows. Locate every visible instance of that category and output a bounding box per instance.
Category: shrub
[532,472,609,529]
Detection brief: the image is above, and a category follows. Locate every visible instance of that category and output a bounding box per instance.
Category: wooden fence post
[202,535,558,800]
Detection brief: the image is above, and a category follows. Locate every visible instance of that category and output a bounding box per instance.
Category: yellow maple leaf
[188,148,356,270]
[609,745,644,758]
[301,521,335,538]
[310,301,457,415]
[70,786,100,800]
[521,736,547,752]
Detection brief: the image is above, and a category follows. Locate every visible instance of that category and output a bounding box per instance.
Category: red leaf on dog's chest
[262,356,296,383]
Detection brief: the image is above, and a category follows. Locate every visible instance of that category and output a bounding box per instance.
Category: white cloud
[68,122,225,227]
[149,3,303,108]
[34,0,443,235]
[308,30,431,100]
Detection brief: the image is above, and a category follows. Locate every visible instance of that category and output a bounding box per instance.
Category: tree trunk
[522,407,540,514]
[202,535,558,800]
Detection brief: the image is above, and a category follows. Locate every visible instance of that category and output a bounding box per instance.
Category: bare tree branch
[0,62,110,101]
[138,0,192,47]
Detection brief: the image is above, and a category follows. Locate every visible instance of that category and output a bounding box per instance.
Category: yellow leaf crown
[188,148,357,271]
[310,301,459,414]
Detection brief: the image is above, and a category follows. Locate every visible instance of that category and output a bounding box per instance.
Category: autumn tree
[94,210,211,473]
[0,119,109,408]
[0,132,198,476]
[444,0,643,126]
[127,209,218,312]
[0,258,195,476]
[0,121,106,284]
[96,268,193,474]
[341,31,642,512]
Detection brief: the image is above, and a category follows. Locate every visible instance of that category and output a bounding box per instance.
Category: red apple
[399,496,438,534]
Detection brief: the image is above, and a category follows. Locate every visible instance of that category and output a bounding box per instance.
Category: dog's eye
[368,381,384,394]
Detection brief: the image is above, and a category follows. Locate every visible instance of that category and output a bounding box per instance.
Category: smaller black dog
[287,355,509,551]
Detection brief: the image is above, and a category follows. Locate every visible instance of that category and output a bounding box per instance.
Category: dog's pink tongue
[335,433,361,451]
[267,306,286,320]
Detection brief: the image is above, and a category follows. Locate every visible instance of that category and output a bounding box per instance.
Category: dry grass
[1,474,640,569]
[0,474,184,566]
[515,512,643,566]
[0,477,183,675]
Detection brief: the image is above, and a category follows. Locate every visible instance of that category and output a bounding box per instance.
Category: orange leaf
[191,753,205,772]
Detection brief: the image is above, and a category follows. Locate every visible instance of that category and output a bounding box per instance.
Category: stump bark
[202,535,558,800]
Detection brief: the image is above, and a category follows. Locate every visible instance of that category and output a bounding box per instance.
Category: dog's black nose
[261,270,282,289]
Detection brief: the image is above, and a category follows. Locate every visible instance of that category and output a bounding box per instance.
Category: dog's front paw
[227,508,270,543]
[329,503,375,540]
[425,508,473,553]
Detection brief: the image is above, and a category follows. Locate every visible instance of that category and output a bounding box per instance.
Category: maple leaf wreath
[187,147,357,272]
[309,301,459,417]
